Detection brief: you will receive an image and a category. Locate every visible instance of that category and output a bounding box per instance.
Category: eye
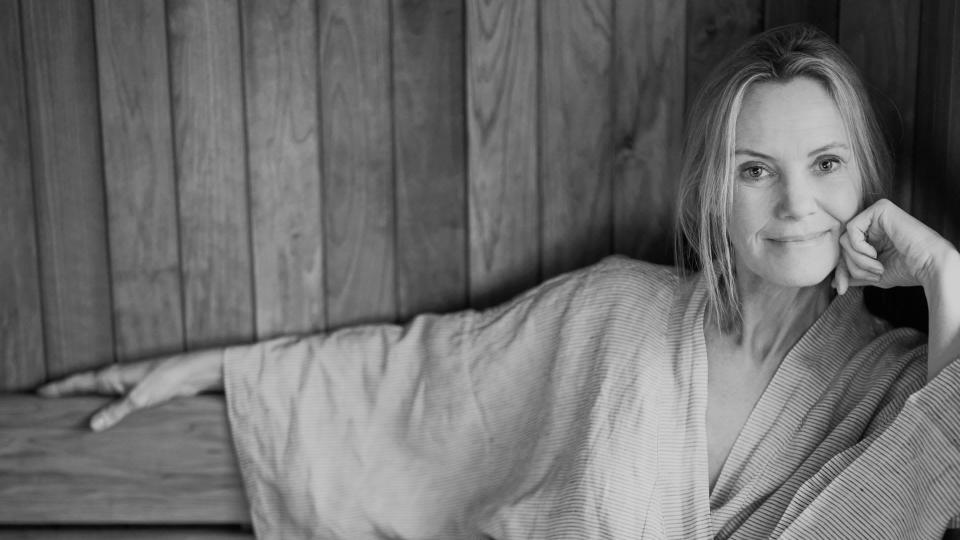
[815,156,842,174]
[739,163,772,181]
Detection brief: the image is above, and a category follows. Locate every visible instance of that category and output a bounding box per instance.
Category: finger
[38,362,154,398]
[90,389,150,432]
[844,219,880,259]
[839,230,883,273]
[834,258,850,295]
[37,370,109,397]
[842,250,882,283]
[840,269,879,288]
[831,258,879,292]
[839,233,883,277]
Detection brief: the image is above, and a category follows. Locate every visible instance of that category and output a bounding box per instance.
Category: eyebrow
[806,142,849,157]
[734,142,850,160]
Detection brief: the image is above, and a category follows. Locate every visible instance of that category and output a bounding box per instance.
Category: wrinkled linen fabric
[223,256,960,539]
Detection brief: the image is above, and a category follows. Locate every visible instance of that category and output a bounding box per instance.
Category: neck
[716,274,834,365]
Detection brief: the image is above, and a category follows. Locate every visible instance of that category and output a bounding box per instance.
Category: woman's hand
[835,198,960,380]
[36,349,224,431]
[833,199,955,294]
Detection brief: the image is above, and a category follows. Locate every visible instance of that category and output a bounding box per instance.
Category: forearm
[924,246,960,381]
[181,347,226,392]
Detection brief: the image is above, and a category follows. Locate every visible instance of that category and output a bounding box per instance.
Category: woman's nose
[776,173,818,219]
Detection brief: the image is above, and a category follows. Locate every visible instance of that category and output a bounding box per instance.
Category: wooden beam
[0,527,252,539]
[0,395,248,525]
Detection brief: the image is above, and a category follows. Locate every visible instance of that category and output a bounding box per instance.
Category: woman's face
[730,76,862,290]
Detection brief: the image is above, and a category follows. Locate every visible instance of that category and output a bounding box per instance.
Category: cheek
[729,188,771,248]
[824,178,863,224]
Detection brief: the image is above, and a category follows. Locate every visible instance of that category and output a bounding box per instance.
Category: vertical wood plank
[168,0,253,348]
[839,0,919,210]
[393,0,467,318]
[685,0,763,112]
[466,0,539,307]
[764,0,838,38]
[22,0,114,379]
[945,5,960,247]
[540,0,614,279]
[242,0,324,338]
[612,0,686,264]
[844,0,923,331]
[0,0,44,390]
[95,0,184,361]
[320,0,396,327]
[913,0,960,246]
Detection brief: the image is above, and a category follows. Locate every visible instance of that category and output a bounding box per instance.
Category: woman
[38,25,960,538]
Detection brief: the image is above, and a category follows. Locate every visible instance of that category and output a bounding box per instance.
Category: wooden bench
[3,392,959,538]
[0,395,251,538]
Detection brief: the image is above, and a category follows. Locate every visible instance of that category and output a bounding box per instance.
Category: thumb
[90,388,150,432]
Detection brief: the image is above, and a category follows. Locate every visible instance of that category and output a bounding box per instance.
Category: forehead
[735,77,849,152]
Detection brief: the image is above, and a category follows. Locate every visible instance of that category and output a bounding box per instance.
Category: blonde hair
[676,24,891,330]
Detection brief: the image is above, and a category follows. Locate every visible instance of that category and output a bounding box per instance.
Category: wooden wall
[2,0,960,536]
[0,0,960,390]
[1,0,958,393]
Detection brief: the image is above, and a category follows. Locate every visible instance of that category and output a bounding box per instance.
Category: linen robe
[223,257,960,538]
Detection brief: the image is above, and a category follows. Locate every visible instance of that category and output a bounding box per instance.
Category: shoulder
[850,300,926,374]
[551,255,681,309]
[839,307,927,407]
[485,255,681,322]
[576,254,680,292]
[857,324,927,383]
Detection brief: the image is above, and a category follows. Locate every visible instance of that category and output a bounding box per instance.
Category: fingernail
[91,416,107,432]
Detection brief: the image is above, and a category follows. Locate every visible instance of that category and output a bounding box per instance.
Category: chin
[770,269,832,288]
[762,257,835,288]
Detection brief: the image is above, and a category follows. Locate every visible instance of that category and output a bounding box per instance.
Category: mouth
[767,230,831,244]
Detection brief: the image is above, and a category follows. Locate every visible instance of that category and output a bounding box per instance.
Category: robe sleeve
[222,263,633,539]
[777,357,960,539]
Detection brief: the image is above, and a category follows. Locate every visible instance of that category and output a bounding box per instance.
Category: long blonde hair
[676,24,891,330]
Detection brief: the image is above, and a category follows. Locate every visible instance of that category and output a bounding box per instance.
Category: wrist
[923,245,960,381]
[920,242,960,297]
[186,348,225,392]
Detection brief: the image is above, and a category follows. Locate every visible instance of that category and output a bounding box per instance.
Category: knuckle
[97,366,125,394]
[126,389,150,409]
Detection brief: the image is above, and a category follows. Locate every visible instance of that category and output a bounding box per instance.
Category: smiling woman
[677,27,890,333]
[731,78,862,295]
[29,22,960,539]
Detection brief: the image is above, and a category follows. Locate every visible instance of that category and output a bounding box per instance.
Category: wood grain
[393,0,468,318]
[540,0,614,279]
[466,0,540,308]
[764,0,838,38]
[242,0,325,338]
[94,0,184,361]
[0,395,247,524]
[319,0,396,327]
[913,0,960,246]
[0,0,44,391]
[0,529,252,539]
[839,0,919,210]
[612,0,686,265]
[685,0,763,112]
[21,0,114,379]
[168,0,253,348]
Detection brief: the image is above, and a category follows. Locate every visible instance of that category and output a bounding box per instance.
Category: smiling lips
[767,230,831,243]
